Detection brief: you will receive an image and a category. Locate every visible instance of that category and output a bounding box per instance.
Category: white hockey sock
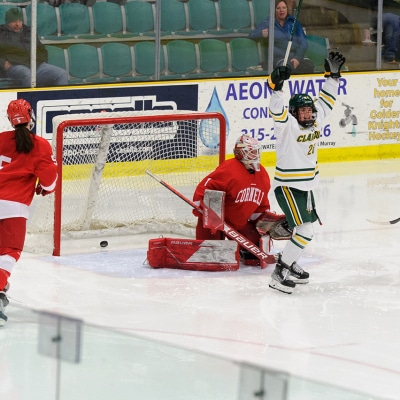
[280,222,313,266]
[280,240,304,266]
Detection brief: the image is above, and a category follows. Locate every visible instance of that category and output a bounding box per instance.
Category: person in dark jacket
[249,0,314,74]
[0,7,68,88]
[371,13,400,63]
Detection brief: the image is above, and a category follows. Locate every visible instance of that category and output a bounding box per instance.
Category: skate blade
[0,311,8,326]
[269,279,294,294]
[290,277,309,284]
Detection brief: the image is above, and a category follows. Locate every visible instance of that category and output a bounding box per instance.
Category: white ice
[1,159,400,400]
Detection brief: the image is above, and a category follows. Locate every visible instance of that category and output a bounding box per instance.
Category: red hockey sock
[0,269,10,292]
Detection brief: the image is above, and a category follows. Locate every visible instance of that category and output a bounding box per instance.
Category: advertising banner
[0,70,398,162]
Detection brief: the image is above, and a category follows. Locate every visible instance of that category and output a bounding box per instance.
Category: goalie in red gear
[193,134,289,266]
[0,98,58,325]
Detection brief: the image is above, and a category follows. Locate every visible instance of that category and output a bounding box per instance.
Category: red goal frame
[52,112,226,256]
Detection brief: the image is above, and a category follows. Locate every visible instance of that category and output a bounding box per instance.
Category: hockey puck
[100,240,108,248]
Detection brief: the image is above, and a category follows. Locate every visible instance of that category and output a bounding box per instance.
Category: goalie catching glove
[324,51,345,79]
[256,211,292,240]
[267,65,291,91]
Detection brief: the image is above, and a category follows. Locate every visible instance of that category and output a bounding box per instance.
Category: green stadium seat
[218,0,252,33]
[133,41,165,80]
[252,0,270,26]
[124,1,155,37]
[67,44,100,84]
[305,34,330,72]
[187,0,218,34]
[59,3,104,40]
[92,2,123,36]
[26,4,59,39]
[199,39,240,76]
[229,38,266,74]
[161,0,201,36]
[46,45,66,70]
[101,43,137,82]
[165,40,199,79]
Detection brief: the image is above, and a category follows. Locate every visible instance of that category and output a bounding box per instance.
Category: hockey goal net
[26,111,226,255]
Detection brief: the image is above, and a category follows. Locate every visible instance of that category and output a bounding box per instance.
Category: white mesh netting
[26,111,225,254]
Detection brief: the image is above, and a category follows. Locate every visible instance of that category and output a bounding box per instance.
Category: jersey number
[0,155,11,169]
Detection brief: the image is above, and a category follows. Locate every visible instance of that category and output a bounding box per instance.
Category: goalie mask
[7,99,35,130]
[289,94,317,128]
[233,135,261,172]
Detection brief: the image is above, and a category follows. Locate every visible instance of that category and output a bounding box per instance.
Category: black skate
[0,291,9,326]
[277,254,309,284]
[269,262,296,294]
[289,262,309,284]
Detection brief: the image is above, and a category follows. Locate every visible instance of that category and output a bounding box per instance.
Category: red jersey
[0,130,57,219]
[193,158,271,230]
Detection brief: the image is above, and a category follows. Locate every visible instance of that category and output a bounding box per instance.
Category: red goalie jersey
[193,157,271,231]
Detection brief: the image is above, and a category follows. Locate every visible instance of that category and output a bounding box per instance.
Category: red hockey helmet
[233,135,261,171]
[7,99,34,128]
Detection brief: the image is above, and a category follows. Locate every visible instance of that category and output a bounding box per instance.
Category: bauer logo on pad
[147,238,239,271]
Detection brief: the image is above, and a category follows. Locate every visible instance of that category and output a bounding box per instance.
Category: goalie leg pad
[147,238,239,271]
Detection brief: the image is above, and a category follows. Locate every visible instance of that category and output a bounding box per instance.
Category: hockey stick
[145,170,273,267]
[283,0,304,66]
[367,217,400,225]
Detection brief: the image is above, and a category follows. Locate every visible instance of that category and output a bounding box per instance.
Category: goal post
[27,111,227,256]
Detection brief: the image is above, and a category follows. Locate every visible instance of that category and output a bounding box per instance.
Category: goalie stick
[145,170,273,267]
[283,0,304,66]
[367,217,400,225]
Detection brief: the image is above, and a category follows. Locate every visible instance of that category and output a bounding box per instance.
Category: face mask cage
[240,147,260,171]
[234,136,261,172]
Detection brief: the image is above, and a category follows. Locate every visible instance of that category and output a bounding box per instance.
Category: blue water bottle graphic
[200,88,230,148]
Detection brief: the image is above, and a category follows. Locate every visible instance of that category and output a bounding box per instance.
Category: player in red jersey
[0,99,58,325]
[193,134,288,265]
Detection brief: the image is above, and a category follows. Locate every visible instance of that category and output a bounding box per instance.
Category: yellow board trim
[260,143,400,167]
[61,144,400,180]
[62,155,220,180]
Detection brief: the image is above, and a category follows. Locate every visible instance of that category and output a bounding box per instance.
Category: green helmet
[289,94,317,127]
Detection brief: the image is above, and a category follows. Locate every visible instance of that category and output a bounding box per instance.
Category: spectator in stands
[371,13,400,64]
[249,0,314,74]
[0,7,68,88]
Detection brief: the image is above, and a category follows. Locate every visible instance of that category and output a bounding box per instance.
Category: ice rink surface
[2,159,400,399]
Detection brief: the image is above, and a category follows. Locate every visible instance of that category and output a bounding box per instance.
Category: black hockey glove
[267,65,291,91]
[324,51,345,79]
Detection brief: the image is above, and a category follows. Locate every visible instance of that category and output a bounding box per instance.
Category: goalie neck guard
[233,135,261,172]
[289,94,317,128]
